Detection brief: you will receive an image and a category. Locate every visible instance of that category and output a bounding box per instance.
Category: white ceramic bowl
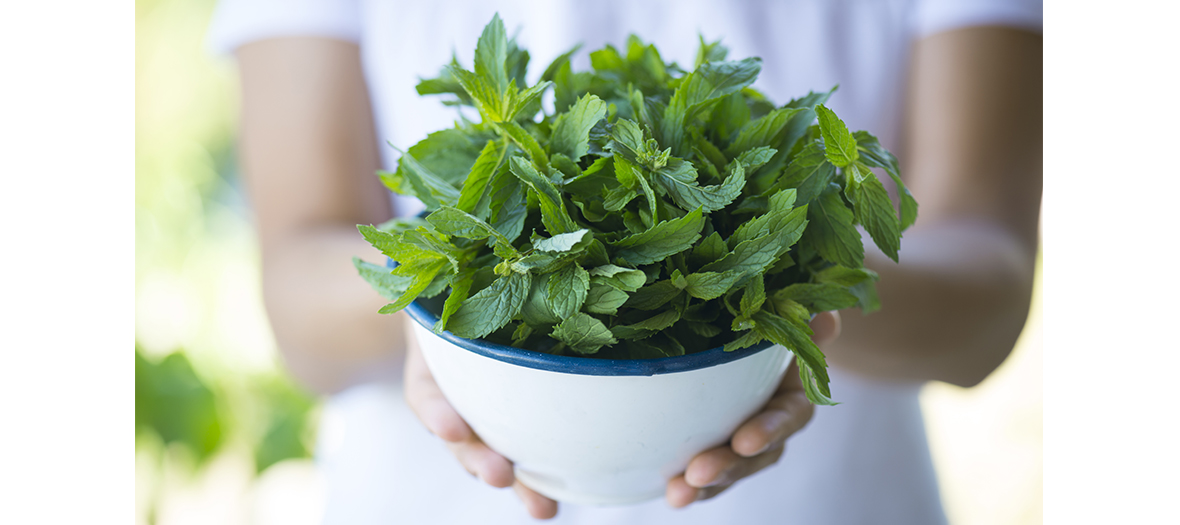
[407,300,793,506]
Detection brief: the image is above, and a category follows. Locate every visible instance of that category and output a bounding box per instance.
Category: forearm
[261,225,406,394]
[828,27,1044,387]
[235,38,401,394]
[825,220,1036,387]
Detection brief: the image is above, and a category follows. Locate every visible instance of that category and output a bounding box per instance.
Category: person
[208,1,1042,523]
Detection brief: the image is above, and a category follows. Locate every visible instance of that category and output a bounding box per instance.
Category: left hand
[665,310,841,508]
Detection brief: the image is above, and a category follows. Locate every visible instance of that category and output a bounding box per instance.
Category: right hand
[403,323,560,519]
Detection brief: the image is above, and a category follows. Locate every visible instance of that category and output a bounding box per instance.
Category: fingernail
[695,488,708,501]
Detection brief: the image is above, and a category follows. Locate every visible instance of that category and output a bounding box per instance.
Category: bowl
[406,299,793,505]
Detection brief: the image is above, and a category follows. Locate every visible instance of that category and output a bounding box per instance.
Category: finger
[665,474,698,509]
[683,446,742,488]
[809,310,841,347]
[446,438,515,488]
[513,481,559,520]
[403,325,472,443]
[691,445,786,503]
[729,360,815,457]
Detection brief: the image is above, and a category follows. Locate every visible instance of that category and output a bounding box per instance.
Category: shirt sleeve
[912,0,1043,37]
[205,0,362,56]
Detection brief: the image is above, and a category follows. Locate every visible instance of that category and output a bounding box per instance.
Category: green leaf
[624,280,682,310]
[728,197,808,248]
[603,186,638,211]
[546,263,590,319]
[378,256,450,314]
[854,130,918,230]
[725,107,804,157]
[391,128,491,188]
[520,272,560,325]
[552,313,617,354]
[553,62,592,115]
[427,205,516,258]
[608,118,646,160]
[447,272,531,338]
[723,330,763,352]
[610,309,680,340]
[773,141,837,205]
[625,338,680,358]
[752,311,835,406]
[474,13,510,93]
[399,228,462,270]
[509,156,578,234]
[388,148,463,210]
[846,165,901,262]
[684,271,744,300]
[628,158,661,225]
[358,224,408,259]
[588,264,647,292]
[773,283,858,313]
[731,146,777,174]
[353,257,413,301]
[533,229,591,253]
[848,279,882,314]
[686,322,724,338]
[416,55,472,104]
[814,265,879,287]
[511,322,534,347]
[511,251,563,275]
[435,272,475,333]
[690,231,728,267]
[506,81,552,122]
[374,216,431,235]
[583,283,630,315]
[540,43,582,83]
[612,206,705,265]
[694,35,729,67]
[653,158,745,213]
[487,163,527,242]
[450,66,505,122]
[806,190,864,269]
[797,362,837,407]
[815,105,858,168]
[457,139,509,220]
[740,273,766,317]
[497,121,551,173]
[700,229,792,277]
[785,86,837,110]
[550,93,608,161]
[661,58,762,153]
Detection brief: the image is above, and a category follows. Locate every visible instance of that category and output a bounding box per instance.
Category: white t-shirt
[208,2,1041,523]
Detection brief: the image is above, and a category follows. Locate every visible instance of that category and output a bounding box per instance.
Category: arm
[236,37,403,394]
[825,26,1043,387]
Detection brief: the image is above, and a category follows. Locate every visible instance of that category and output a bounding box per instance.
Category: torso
[322,2,945,523]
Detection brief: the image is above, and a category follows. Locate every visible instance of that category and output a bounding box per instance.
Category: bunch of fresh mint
[354,14,916,405]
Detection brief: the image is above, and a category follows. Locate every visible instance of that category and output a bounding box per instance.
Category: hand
[665,310,841,508]
[404,311,839,519]
[403,322,559,519]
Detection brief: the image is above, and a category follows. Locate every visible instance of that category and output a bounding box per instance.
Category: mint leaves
[355,15,918,406]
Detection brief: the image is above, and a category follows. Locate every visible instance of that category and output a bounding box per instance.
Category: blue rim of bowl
[404,300,775,376]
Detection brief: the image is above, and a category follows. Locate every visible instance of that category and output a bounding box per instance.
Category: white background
[0,1,1177,523]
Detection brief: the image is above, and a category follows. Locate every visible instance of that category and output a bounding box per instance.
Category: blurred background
[134,1,1042,523]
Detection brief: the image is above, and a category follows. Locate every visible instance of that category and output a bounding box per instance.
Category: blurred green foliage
[136,0,319,488]
[136,347,224,464]
[251,376,316,473]
[135,346,315,474]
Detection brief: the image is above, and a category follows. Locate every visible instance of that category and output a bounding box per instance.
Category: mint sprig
[353,14,918,406]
